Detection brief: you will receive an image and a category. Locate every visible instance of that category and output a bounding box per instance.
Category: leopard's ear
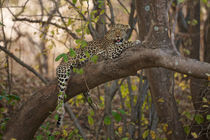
[108,24,114,29]
[124,24,130,30]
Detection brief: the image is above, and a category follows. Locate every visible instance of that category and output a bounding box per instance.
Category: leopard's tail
[56,65,70,128]
[56,89,65,127]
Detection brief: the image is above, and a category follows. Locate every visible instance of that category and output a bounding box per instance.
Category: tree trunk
[136,0,186,139]
[187,1,210,139]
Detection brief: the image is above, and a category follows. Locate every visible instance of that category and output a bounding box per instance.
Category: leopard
[56,24,141,127]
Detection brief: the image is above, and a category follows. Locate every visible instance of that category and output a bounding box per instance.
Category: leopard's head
[105,24,130,45]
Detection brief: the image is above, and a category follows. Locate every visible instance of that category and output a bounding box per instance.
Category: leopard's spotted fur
[56,24,141,127]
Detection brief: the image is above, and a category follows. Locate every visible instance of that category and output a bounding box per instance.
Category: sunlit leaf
[62,129,68,137]
[162,123,168,132]
[183,111,192,120]
[91,55,98,63]
[89,109,94,116]
[81,40,88,48]
[118,126,122,134]
[191,132,198,138]
[69,48,76,58]
[150,130,156,140]
[157,98,164,103]
[142,130,149,139]
[88,115,94,125]
[207,115,210,120]
[85,51,90,58]
[76,29,81,33]
[184,125,190,135]
[178,0,184,4]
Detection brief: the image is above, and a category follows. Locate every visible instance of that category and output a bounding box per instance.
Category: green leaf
[194,114,204,124]
[36,135,43,140]
[142,130,149,139]
[88,115,94,125]
[72,0,77,4]
[69,48,76,58]
[0,22,5,26]
[55,53,68,62]
[81,40,88,48]
[207,115,210,120]
[75,39,81,44]
[184,126,190,135]
[112,111,121,122]
[78,68,84,74]
[104,116,111,125]
[54,114,59,121]
[76,29,81,33]
[178,0,184,4]
[85,51,90,58]
[122,138,129,140]
[67,18,72,26]
[8,94,20,101]
[89,109,94,116]
[202,0,207,4]
[48,135,55,140]
[91,55,98,63]
[183,111,192,120]
[118,109,126,115]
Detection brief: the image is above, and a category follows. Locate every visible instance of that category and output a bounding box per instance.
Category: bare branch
[107,0,115,24]
[64,103,87,140]
[0,45,48,84]
[116,0,129,15]
[13,17,79,40]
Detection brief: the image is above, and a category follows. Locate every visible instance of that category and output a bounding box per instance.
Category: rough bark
[2,42,209,140]
[136,0,186,139]
[3,43,210,140]
[187,1,210,139]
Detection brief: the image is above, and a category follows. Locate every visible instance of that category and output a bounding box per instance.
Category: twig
[142,20,155,44]
[66,0,97,39]
[13,17,79,40]
[64,103,87,140]
[171,4,181,55]
[116,0,129,15]
[1,3,11,93]
[107,0,115,24]
[0,45,48,84]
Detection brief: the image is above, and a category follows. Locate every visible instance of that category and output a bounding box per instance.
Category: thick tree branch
[4,44,210,140]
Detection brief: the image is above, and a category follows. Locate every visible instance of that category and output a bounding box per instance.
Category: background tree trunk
[186,1,210,139]
[136,0,186,139]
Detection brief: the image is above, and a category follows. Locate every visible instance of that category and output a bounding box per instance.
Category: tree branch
[13,17,79,40]
[0,45,48,84]
[4,44,210,139]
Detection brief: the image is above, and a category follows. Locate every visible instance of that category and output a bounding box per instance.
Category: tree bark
[136,0,186,139]
[186,1,210,139]
[3,43,210,139]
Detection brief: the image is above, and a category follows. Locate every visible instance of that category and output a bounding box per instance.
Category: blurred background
[0,0,209,139]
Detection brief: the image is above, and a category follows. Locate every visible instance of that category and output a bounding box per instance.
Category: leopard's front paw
[135,40,141,45]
